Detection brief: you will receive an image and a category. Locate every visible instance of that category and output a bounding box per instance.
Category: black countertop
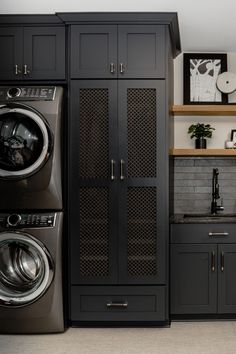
[171,214,236,224]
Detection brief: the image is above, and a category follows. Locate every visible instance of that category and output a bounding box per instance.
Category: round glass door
[0,232,54,307]
[0,104,52,178]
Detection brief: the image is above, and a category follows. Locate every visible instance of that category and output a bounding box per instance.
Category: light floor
[1,321,236,354]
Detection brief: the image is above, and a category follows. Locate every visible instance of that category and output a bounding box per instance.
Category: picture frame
[183,53,228,104]
[231,129,236,143]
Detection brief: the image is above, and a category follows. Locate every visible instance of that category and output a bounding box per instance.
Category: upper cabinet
[0,26,65,80]
[70,25,166,79]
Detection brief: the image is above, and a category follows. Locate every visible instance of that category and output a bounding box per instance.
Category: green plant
[188,123,215,139]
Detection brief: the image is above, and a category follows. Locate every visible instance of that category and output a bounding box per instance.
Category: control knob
[7,214,22,227]
[7,87,21,98]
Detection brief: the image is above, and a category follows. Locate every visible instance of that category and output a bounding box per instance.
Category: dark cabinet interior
[171,224,236,315]
[0,26,65,80]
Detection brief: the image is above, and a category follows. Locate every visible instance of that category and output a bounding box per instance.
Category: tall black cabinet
[60,12,181,325]
[70,79,166,285]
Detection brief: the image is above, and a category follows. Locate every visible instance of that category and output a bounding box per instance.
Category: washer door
[0,103,52,179]
[0,232,54,307]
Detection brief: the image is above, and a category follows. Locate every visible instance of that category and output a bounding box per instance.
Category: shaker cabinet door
[218,244,236,314]
[24,26,65,80]
[118,25,165,78]
[70,25,117,78]
[171,244,217,314]
[0,27,23,80]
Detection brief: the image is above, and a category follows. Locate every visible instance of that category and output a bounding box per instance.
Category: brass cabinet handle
[211,251,215,272]
[23,64,30,75]
[120,63,125,74]
[208,232,229,237]
[110,159,115,181]
[110,62,115,74]
[221,251,224,272]
[107,301,128,308]
[14,64,21,75]
[120,159,125,180]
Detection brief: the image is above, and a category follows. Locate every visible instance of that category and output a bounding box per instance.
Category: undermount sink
[183,213,236,218]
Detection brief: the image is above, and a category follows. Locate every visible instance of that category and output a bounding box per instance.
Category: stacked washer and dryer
[0,86,64,333]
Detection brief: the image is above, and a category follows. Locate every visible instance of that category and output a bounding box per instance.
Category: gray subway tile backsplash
[174,157,236,214]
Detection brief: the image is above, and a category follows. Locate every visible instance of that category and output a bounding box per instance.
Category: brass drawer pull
[208,232,229,237]
[106,301,128,308]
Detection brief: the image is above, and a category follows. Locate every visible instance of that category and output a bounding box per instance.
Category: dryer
[0,211,64,333]
[0,86,63,210]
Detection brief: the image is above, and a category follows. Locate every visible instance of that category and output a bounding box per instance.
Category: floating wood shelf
[172,105,236,116]
[170,149,236,156]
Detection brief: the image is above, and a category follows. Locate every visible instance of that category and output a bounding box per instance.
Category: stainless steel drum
[0,104,52,179]
[0,232,54,307]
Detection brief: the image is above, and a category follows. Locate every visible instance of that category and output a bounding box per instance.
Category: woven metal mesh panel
[79,89,109,178]
[127,187,157,277]
[79,187,109,277]
[127,88,156,178]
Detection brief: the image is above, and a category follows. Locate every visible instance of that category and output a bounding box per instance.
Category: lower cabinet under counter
[70,286,167,324]
[171,224,236,316]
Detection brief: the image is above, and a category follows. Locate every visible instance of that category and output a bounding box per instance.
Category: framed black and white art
[183,53,228,104]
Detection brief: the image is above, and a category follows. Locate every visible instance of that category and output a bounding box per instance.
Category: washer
[0,211,64,333]
[0,86,63,210]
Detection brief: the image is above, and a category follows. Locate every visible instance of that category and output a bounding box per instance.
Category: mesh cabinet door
[70,80,118,284]
[118,80,166,284]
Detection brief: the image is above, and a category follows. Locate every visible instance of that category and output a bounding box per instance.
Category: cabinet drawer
[71,286,167,322]
[171,224,236,244]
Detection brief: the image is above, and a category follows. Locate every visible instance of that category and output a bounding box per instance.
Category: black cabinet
[171,224,236,315]
[66,12,181,324]
[70,79,166,286]
[69,78,169,323]
[70,25,165,78]
[0,26,65,80]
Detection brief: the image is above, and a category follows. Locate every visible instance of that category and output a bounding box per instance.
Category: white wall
[174,53,236,148]
[1,0,236,51]
[0,0,195,14]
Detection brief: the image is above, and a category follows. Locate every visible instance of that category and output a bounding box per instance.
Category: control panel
[0,213,56,228]
[0,87,56,101]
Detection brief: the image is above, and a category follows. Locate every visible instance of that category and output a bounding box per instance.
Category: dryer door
[0,104,52,179]
[0,232,54,307]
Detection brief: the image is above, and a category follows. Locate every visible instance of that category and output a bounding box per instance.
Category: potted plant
[188,123,215,149]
